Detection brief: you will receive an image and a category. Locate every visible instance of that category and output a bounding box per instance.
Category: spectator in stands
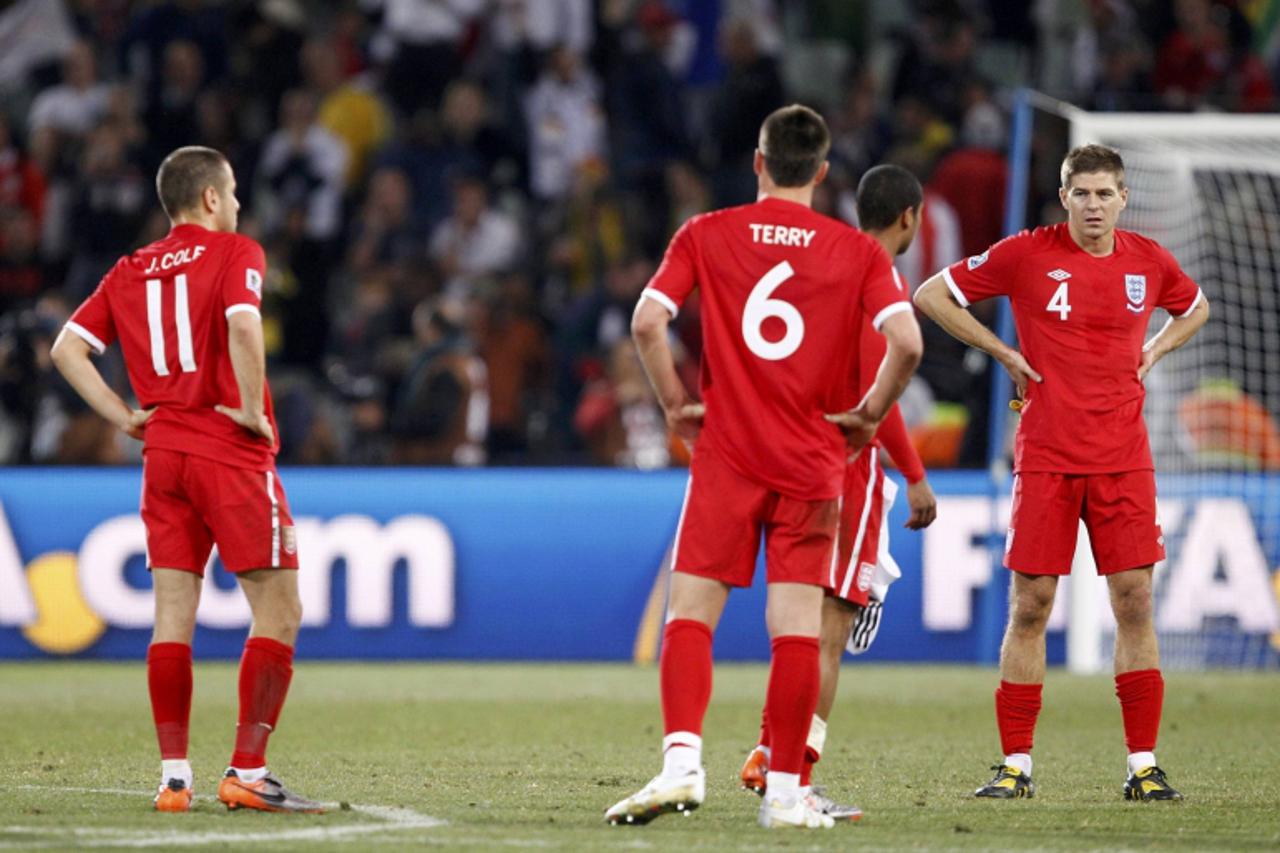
[0,0,77,96]
[0,210,44,313]
[708,16,784,205]
[928,83,1007,258]
[302,36,393,189]
[348,166,424,279]
[525,47,606,202]
[574,338,673,470]
[257,89,348,243]
[429,171,522,296]
[119,0,228,101]
[142,40,204,169]
[1156,0,1275,111]
[606,0,691,246]
[391,297,488,466]
[371,0,485,116]
[476,271,549,461]
[27,40,110,141]
[64,121,148,298]
[0,115,47,238]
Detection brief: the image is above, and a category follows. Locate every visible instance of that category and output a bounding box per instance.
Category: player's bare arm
[49,330,155,439]
[631,296,704,447]
[913,274,1043,400]
[824,311,923,451]
[1138,296,1210,381]
[215,311,274,446]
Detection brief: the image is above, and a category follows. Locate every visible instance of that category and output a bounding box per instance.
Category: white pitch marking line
[3,784,445,847]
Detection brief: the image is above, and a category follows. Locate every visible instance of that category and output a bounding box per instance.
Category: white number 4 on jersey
[1046,281,1071,320]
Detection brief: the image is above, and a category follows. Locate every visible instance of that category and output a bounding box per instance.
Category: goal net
[1009,102,1280,670]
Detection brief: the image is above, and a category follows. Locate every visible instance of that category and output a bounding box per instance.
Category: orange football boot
[217,769,325,813]
[740,746,769,795]
[154,779,193,812]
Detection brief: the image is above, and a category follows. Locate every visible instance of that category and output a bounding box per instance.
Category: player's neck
[170,214,217,232]
[1067,222,1117,257]
[866,229,899,258]
[757,185,813,208]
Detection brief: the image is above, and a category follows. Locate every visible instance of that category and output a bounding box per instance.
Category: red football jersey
[943,223,1202,474]
[645,196,910,500]
[65,223,278,470]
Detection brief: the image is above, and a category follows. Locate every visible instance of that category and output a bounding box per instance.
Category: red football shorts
[141,448,299,575]
[1005,470,1165,575]
[671,445,838,587]
[829,448,898,606]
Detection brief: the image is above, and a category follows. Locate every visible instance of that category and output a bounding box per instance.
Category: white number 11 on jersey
[146,274,197,376]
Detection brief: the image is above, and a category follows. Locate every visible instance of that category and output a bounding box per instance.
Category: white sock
[661,732,701,778]
[161,759,192,787]
[1004,753,1033,775]
[231,765,268,783]
[1127,751,1156,776]
[765,771,800,804]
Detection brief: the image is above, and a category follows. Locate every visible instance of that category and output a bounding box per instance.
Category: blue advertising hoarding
[0,468,1276,665]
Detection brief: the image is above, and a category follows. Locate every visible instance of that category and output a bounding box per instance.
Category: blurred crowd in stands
[0,0,1275,468]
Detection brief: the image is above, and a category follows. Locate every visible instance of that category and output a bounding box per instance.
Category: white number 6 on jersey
[743,261,804,360]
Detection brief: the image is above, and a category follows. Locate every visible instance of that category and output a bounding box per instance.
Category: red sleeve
[1152,243,1202,318]
[875,403,925,484]
[221,236,267,318]
[642,219,697,317]
[941,230,1029,306]
[860,241,912,330]
[65,268,119,354]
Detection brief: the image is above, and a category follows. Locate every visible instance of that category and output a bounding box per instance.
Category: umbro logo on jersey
[1046,269,1071,281]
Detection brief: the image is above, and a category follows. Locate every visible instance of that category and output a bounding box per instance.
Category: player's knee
[1111,585,1153,627]
[1009,592,1054,633]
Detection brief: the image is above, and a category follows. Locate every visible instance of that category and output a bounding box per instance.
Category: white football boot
[758,791,836,829]
[605,769,705,825]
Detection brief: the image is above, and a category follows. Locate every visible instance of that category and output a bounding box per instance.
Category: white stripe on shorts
[266,470,280,567]
[839,450,879,599]
[668,474,694,573]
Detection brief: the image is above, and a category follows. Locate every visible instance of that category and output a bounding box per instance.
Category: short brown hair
[156,146,230,219]
[1060,144,1125,189]
[759,104,831,187]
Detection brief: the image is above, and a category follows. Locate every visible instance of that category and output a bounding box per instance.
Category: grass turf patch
[1,663,1277,850]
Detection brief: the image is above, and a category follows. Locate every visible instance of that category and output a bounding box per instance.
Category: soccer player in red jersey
[604,106,923,829]
[914,144,1209,801]
[741,166,939,818]
[50,147,323,814]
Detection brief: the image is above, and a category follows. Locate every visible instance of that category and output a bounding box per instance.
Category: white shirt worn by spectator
[28,82,111,137]
[0,0,76,93]
[363,0,485,45]
[258,124,349,241]
[525,69,605,200]
[429,208,522,288]
[491,0,593,55]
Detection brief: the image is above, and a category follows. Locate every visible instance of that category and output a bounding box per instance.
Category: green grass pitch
[1,662,1277,850]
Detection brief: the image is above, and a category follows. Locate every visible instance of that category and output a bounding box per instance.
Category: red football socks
[764,636,820,775]
[147,642,193,760]
[230,637,295,769]
[758,708,770,749]
[660,619,713,739]
[1115,668,1163,753]
[995,680,1043,755]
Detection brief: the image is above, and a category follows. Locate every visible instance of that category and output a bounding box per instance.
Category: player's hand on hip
[214,405,275,446]
[1137,348,1157,383]
[999,350,1042,401]
[824,405,877,453]
[122,407,156,441]
[904,478,937,530]
[666,402,705,450]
